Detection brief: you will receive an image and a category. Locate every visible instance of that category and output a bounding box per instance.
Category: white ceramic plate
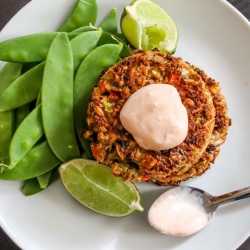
[0,0,249,249]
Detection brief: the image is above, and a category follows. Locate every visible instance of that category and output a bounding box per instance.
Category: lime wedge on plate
[121,0,178,54]
[59,159,144,217]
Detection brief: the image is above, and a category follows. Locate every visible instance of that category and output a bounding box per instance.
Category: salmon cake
[158,66,231,185]
[84,50,218,185]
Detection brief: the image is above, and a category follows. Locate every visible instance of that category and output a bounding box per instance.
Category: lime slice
[59,159,144,217]
[121,0,178,54]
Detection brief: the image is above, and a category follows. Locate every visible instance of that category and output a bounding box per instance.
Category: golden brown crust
[84,50,219,185]
[164,66,231,185]
[185,67,231,177]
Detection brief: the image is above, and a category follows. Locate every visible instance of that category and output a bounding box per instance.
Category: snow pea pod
[0,63,22,162]
[99,8,118,35]
[0,62,44,111]
[37,170,53,189]
[59,0,98,32]
[37,168,59,189]
[0,31,103,112]
[21,62,40,74]
[21,178,42,196]
[70,29,102,71]
[22,169,59,195]
[97,31,132,58]
[42,33,80,162]
[21,177,43,196]
[42,168,59,188]
[14,104,30,130]
[0,62,23,92]
[36,90,42,106]
[0,33,58,63]
[74,43,123,157]
[0,140,60,180]
[71,27,132,58]
[9,105,44,167]
[0,33,78,63]
[70,25,96,34]
[0,111,14,159]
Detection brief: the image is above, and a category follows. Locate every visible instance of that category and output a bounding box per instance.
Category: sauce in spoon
[148,187,212,236]
[148,186,250,237]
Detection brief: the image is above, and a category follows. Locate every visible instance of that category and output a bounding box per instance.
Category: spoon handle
[209,186,250,209]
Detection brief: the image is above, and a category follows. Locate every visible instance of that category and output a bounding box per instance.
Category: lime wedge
[121,0,178,54]
[59,159,144,217]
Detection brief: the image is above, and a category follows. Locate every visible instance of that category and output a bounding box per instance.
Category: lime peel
[121,0,178,54]
[59,159,144,217]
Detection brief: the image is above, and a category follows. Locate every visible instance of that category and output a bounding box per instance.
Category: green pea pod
[0,63,22,163]
[74,43,123,157]
[0,33,79,63]
[37,168,59,189]
[0,31,103,112]
[71,27,132,59]
[70,29,102,71]
[9,105,44,167]
[42,33,80,162]
[99,8,118,35]
[36,90,42,106]
[37,170,52,189]
[22,169,59,195]
[14,104,30,130]
[0,111,14,158]
[59,0,98,32]
[0,33,58,62]
[45,168,59,187]
[0,62,23,92]
[97,31,133,58]
[0,62,44,111]
[0,140,60,180]
[70,25,96,34]
[116,32,128,43]
[21,178,43,196]
[21,62,40,74]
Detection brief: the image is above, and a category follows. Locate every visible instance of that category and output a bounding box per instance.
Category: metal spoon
[183,185,250,216]
[147,185,250,237]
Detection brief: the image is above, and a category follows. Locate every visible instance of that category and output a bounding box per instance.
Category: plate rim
[0,0,249,249]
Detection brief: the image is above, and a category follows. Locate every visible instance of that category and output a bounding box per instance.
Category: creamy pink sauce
[120,84,188,150]
[148,188,210,237]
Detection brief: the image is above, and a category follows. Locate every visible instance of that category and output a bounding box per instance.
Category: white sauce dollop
[148,188,211,237]
[120,84,188,150]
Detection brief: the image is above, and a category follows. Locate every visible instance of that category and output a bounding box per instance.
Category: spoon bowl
[148,185,250,237]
